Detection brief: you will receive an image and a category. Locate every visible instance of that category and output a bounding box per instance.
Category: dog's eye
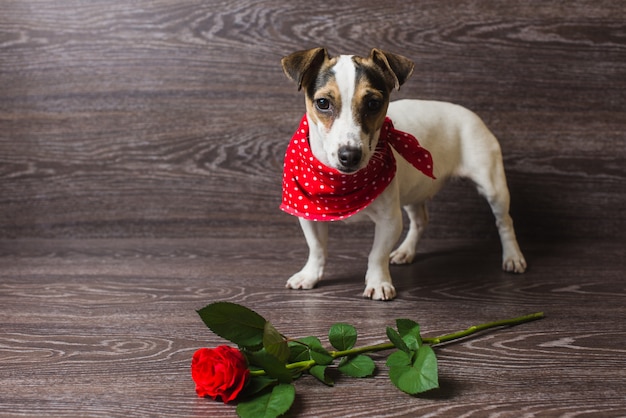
[367,100,382,112]
[315,98,331,111]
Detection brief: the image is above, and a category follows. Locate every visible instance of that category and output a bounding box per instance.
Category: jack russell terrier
[280,47,526,300]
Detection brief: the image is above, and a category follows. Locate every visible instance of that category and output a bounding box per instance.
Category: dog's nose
[338,146,362,170]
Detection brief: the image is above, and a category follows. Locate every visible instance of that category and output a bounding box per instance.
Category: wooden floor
[1,1,625,416]
[1,238,625,416]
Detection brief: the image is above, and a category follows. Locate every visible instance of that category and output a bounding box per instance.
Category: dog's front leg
[363,204,403,301]
[286,218,328,290]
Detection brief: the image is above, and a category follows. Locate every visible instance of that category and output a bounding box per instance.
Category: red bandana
[280,115,435,221]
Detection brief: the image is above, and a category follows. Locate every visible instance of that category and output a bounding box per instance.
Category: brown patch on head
[351,67,389,137]
[282,48,343,132]
[303,61,341,132]
[351,50,415,138]
[350,57,390,139]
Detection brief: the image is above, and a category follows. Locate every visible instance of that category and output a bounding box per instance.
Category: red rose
[191,345,250,403]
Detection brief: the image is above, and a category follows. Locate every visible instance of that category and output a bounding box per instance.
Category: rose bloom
[191,345,250,403]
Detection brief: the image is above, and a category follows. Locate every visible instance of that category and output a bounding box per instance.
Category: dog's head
[282,47,414,173]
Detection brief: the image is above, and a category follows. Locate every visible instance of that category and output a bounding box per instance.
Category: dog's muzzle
[338,146,362,172]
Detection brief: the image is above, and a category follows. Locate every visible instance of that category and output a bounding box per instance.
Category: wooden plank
[0,238,625,416]
[0,0,624,240]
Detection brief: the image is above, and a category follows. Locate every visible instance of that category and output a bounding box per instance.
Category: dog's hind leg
[469,156,527,273]
[390,202,428,264]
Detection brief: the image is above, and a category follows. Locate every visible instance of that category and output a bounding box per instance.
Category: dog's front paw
[363,282,396,301]
[285,271,321,290]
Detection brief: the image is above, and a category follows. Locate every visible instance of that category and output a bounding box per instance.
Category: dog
[280,47,526,300]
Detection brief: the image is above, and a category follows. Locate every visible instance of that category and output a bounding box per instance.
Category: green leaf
[413,345,438,391]
[402,335,420,352]
[389,364,421,395]
[309,365,334,386]
[385,350,411,368]
[240,376,277,398]
[248,350,292,384]
[298,336,333,366]
[396,318,420,338]
[387,345,438,395]
[197,302,267,349]
[396,319,422,351]
[386,326,410,353]
[298,336,322,348]
[263,322,289,363]
[328,323,358,351]
[310,347,334,366]
[338,355,375,378]
[287,342,310,363]
[236,383,295,418]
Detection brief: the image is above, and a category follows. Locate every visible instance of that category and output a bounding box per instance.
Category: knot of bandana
[280,115,435,221]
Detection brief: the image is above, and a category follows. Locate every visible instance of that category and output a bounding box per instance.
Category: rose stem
[249,312,544,377]
[330,311,544,358]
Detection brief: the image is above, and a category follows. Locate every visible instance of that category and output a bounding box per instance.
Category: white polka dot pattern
[280,115,435,221]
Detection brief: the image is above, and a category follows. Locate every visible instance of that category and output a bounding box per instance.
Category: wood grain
[1,0,625,416]
[1,238,625,417]
[1,0,624,240]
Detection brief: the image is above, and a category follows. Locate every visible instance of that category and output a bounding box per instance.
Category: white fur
[286,56,527,300]
[311,55,374,172]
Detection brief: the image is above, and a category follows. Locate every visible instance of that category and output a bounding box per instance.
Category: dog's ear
[369,49,414,90]
[281,47,329,91]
